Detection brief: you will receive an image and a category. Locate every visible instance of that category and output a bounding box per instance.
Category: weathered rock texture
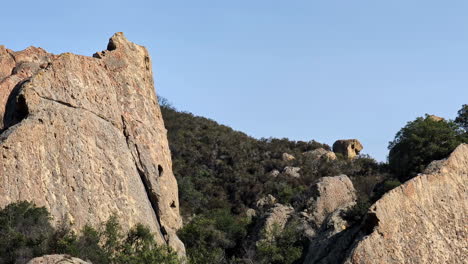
[332,139,363,159]
[27,255,90,264]
[345,144,468,264]
[304,148,337,161]
[0,33,184,253]
[307,175,357,227]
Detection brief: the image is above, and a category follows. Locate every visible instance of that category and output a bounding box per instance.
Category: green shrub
[455,104,468,131]
[256,220,304,264]
[342,197,372,224]
[0,202,180,264]
[0,201,54,264]
[388,114,466,182]
[177,209,249,263]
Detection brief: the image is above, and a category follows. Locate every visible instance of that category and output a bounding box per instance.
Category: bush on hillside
[455,104,468,131]
[388,114,466,182]
[0,201,180,264]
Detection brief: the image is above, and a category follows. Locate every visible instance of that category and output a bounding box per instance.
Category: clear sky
[1,1,467,161]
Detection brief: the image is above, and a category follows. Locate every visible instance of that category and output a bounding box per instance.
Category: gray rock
[283,166,301,178]
[307,175,357,228]
[304,148,337,161]
[27,255,91,264]
[256,194,277,209]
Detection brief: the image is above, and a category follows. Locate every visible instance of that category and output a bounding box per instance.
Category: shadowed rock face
[0,33,184,254]
[345,144,468,264]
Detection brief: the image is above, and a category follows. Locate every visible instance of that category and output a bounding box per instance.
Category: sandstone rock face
[27,255,90,264]
[345,144,468,264]
[0,33,184,253]
[307,175,357,227]
[332,139,363,159]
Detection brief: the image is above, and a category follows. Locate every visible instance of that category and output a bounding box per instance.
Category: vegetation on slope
[388,108,468,182]
[0,201,180,264]
[159,98,391,263]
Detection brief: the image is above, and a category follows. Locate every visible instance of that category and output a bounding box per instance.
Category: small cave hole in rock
[4,92,29,128]
[362,212,379,235]
[158,165,164,177]
[170,201,176,208]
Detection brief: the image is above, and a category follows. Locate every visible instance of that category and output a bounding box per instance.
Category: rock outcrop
[27,255,90,264]
[332,139,363,159]
[345,144,468,264]
[304,148,337,161]
[427,114,444,122]
[259,203,294,241]
[0,33,184,254]
[307,175,357,228]
[282,152,295,161]
[283,166,301,178]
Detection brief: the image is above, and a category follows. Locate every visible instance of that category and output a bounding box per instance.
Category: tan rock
[345,144,468,264]
[427,114,444,122]
[0,33,184,254]
[332,139,363,159]
[307,175,357,227]
[282,152,295,161]
[27,255,90,264]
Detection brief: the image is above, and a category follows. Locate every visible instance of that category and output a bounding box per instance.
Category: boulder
[246,208,257,218]
[283,166,301,178]
[345,144,468,264]
[27,255,90,264]
[427,114,444,122]
[332,139,363,159]
[256,194,277,209]
[304,148,337,161]
[307,175,357,227]
[268,169,280,177]
[282,152,295,161]
[0,33,184,254]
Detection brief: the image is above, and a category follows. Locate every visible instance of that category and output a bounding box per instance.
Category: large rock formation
[345,144,468,264]
[332,139,363,159]
[0,33,184,253]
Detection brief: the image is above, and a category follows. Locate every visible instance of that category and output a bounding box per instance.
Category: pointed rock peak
[107,32,127,51]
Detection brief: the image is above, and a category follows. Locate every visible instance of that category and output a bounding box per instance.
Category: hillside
[160,100,394,263]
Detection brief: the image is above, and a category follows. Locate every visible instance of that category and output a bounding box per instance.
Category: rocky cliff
[0,33,184,253]
[344,143,467,264]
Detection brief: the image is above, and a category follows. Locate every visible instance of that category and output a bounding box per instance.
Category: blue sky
[1,1,467,161]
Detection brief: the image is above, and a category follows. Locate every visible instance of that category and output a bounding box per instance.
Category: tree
[388,114,466,182]
[455,104,468,131]
[0,201,54,264]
